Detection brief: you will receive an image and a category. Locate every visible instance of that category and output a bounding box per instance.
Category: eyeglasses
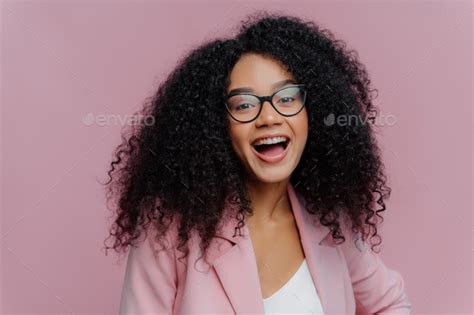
[225,84,307,123]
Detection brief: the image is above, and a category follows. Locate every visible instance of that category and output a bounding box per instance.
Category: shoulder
[338,213,367,249]
[130,215,183,260]
[120,218,180,314]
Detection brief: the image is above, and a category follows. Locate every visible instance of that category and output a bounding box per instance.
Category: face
[226,53,309,184]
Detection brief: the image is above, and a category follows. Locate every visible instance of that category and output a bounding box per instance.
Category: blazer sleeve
[119,226,178,315]
[339,223,413,315]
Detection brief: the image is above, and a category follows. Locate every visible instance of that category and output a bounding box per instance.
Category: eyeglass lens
[226,86,306,122]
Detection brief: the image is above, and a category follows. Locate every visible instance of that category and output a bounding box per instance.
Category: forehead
[227,53,295,94]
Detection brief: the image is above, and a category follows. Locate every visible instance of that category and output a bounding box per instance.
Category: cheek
[295,112,309,139]
[228,124,248,154]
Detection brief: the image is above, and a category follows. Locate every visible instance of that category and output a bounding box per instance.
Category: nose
[255,100,283,126]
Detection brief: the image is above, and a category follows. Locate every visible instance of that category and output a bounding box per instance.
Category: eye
[279,97,295,103]
[234,103,258,112]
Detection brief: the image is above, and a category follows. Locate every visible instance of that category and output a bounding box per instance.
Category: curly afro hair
[103,11,391,265]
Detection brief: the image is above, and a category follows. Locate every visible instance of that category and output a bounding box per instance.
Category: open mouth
[253,139,289,154]
[251,136,290,161]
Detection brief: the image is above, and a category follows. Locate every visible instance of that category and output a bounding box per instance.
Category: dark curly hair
[103,11,391,265]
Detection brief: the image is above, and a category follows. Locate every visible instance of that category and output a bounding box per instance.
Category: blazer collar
[210,182,348,314]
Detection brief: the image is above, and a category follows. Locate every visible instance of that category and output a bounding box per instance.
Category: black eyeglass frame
[224,84,307,123]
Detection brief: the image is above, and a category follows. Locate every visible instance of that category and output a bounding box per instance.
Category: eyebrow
[227,79,297,96]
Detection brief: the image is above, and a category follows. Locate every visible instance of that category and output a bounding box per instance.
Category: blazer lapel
[210,182,348,315]
[212,209,264,313]
[288,183,349,315]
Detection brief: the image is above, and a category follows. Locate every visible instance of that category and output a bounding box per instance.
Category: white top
[262,259,325,314]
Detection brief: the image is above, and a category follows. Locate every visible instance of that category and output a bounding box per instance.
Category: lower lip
[251,141,291,164]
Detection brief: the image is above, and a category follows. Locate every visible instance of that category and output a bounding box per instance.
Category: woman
[104,12,412,314]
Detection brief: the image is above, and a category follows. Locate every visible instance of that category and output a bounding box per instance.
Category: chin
[249,167,293,184]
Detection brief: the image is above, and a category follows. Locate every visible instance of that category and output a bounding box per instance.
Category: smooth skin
[226,53,309,299]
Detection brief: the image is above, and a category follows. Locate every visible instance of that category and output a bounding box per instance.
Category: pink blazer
[119,183,412,314]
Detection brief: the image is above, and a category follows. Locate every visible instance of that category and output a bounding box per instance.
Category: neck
[244,177,292,227]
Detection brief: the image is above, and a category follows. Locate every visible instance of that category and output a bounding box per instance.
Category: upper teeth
[254,136,288,146]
